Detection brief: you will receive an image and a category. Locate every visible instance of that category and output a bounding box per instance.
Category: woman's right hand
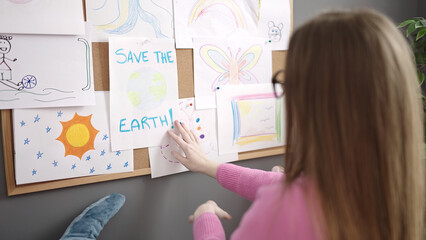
[167,120,220,179]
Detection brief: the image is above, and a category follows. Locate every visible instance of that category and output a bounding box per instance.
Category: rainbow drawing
[189,0,246,29]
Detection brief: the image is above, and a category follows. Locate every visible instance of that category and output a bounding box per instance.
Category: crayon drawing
[86,0,173,42]
[194,37,272,109]
[231,94,282,146]
[0,0,85,35]
[0,33,95,109]
[109,38,178,150]
[149,98,237,178]
[126,67,167,111]
[217,84,285,154]
[174,0,259,48]
[13,92,134,185]
[258,0,291,50]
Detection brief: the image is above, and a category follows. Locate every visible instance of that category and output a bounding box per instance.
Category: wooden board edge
[1,110,16,196]
[7,168,151,196]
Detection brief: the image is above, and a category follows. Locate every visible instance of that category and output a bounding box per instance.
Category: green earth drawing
[126,68,167,111]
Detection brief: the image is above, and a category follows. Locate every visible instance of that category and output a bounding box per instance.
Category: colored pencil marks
[200,44,262,90]
[149,98,237,178]
[87,0,173,41]
[0,34,95,109]
[188,0,246,29]
[13,92,133,185]
[174,0,258,48]
[230,93,281,146]
[126,68,167,111]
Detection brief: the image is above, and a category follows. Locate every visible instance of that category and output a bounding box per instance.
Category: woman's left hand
[189,200,232,223]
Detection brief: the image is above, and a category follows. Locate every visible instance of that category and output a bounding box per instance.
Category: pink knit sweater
[193,163,320,240]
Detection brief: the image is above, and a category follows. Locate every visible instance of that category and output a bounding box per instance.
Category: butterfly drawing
[199,44,262,91]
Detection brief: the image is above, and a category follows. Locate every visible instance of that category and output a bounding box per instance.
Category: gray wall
[0,1,419,239]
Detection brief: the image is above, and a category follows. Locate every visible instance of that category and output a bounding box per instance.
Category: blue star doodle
[34,114,40,123]
[46,126,51,133]
[52,160,58,167]
[89,167,95,174]
[100,150,106,156]
[36,151,43,159]
[115,151,121,156]
[20,120,26,127]
[106,163,112,170]
[86,155,91,161]
[57,111,63,117]
[102,134,108,141]
[71,163,76,170]
[124,161,129,168]
[24,138,30,145]
[32,169,37,176]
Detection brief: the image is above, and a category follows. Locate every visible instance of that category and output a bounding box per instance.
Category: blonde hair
[284,9,424,239]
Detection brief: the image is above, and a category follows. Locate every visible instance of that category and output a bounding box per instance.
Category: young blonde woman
[168,9,425,240]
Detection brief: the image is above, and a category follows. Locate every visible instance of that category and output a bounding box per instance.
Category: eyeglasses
[272,70,285,98]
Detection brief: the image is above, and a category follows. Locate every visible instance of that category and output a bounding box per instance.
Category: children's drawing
[0,0,85,35]
[216,84,285,154]
[13,92,134,185]
[86,0,173,42]
[174,0,259,48]
[0,32,95,109]
[126,67,167,111]
[268,21,283,42]
[194,37,272,109]
[148,98,237,178]
[78,38,92,91]
[109,38,179,150]
[0,35,22,90]
[258,0,291,50]
[200,44,262,90]
[56,113,100,159]
[231,94,282,146]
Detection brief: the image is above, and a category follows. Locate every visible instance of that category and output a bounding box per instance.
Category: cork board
[1,0,291,196]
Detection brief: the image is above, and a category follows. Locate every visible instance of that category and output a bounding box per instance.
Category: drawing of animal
[268,21,283,42]
[200,44,262,90]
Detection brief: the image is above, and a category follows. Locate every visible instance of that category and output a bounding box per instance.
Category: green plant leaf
[398,19,415,28]
[418,71,425,85]
[407,22,417,36]
[417,29,426,41]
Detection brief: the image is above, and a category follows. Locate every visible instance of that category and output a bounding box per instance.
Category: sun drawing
[56,113,99,159]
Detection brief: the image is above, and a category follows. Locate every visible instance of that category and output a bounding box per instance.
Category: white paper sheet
[149,98,237,178]
[86,0,174,42]
[0,0,84,35]
[258,0,292,50]
[13,92,134,185]
[0,32,95,109]
[174,0,259,49]
[194,37,272,109]
[216,84,285,154]
[109,37,179,150]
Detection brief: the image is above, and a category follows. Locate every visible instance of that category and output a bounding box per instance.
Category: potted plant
[398,17,426,111]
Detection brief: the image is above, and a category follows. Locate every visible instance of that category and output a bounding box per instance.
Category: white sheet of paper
[0,0,84,35]
[86,0,174,42]
[149,98,237,178]
[13,91,134,185]
[216,84,285,154]
[109,37,179,150]
[194,37,272,109]
[0,32,95,109]
[174,0,259,49]
[258,0,291,50]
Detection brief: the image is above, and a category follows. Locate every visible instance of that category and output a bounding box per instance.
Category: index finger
[167,130,187,148]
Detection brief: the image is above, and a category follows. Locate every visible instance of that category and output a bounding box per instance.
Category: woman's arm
[168,120,284,201]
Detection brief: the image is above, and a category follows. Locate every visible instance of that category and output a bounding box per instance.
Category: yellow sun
[56,113,99,159]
